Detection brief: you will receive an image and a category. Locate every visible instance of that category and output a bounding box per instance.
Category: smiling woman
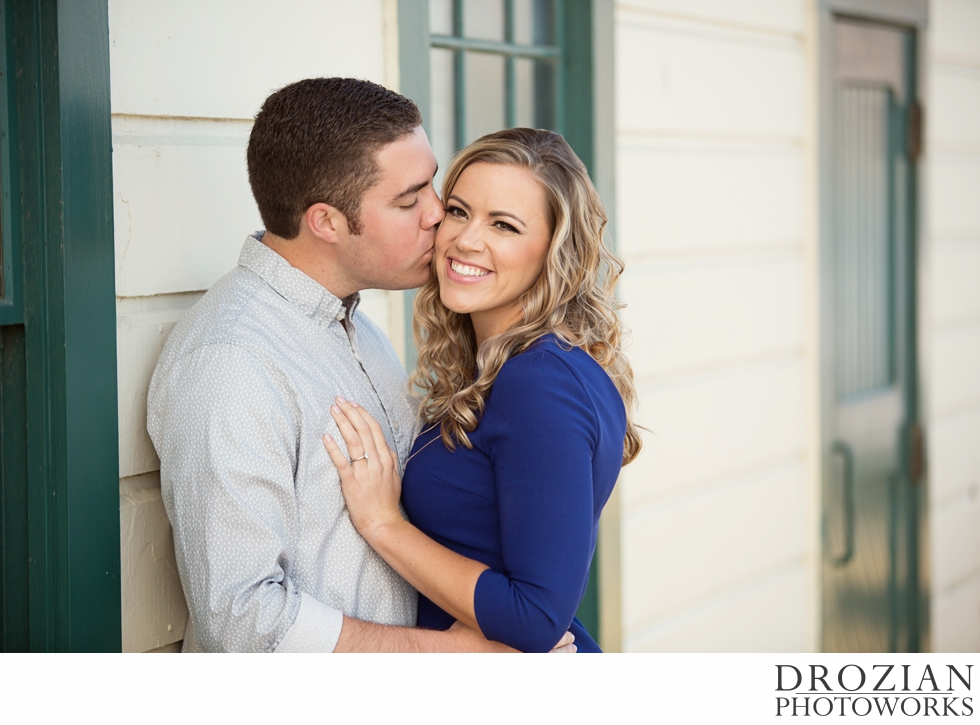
[323,127,640,652]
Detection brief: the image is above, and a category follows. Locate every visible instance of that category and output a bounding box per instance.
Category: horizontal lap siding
[621,253,805,380]
[927,0,980,654]
[616,139,805,256]
[109,0,393,651]
[624,358,807,510]
[112,119,258,297]
[613,1,812,652]
[623,459,808,637]
[628,566,809,652]
[616,0,803,35]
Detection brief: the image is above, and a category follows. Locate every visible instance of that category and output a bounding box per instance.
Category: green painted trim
[430,34,561,58]
[559,0,599,640]
[0,2,19,325]
[504,0,516,128]
[451,0,466,149]
[57,0,120,652]
[398,0,431,371]
[553,0,567,135]
[398,0,430,125]
[560,0,592,169]
[7,0,119,652]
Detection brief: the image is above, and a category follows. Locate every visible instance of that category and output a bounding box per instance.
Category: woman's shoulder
[493,334,621,413]
[483,333,626,448]
[499,333,608,385]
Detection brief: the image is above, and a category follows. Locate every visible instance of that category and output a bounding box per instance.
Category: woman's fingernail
[336,395,347,404]
[350,401,359,408]
[330,405,340,415]
[323,434,333,444]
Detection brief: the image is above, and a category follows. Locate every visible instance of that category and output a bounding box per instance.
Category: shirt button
[334,310,345,322]
[393,421,400,432]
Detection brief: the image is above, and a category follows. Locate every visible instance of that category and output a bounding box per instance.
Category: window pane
[463,0,505,42]
[514,0,554,45]
[464,51,506,144]
[515,58,556,129]
[429,47,456,192]
[429,0,454,36]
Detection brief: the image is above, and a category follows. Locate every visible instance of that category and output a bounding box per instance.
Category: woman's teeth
[451,260,489,277]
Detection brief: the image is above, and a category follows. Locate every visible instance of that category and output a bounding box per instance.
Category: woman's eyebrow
[449,195,526,227]
[489,211,526,227]
[447,194,471,210]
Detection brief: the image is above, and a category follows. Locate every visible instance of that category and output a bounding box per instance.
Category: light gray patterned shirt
[147,233,418,652]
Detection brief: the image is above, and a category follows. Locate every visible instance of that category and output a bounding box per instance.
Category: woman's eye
[494,221,518,233]
[446,205,467,218]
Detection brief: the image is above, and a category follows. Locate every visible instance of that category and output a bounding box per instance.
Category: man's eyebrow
[392,180,430,201]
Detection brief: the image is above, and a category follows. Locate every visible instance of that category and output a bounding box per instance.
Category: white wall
[924,0,980,653]
[612,0,816,652]
[110,0,400,652]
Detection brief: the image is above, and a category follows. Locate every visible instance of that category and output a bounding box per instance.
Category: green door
[822,17,922,653]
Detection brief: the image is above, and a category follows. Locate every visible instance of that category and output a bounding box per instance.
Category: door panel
[822,18,918,653]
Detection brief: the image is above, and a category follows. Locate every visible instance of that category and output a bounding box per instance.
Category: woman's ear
[304,202,349,244]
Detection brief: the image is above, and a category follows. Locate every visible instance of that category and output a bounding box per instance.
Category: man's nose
[421,186,444,229]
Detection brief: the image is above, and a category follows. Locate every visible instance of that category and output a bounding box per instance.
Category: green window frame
[397,0,604,643]
[0,2,18,327]
[1,0,120,652]
[428,0,564,153]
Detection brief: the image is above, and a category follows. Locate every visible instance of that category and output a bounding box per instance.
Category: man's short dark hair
[247,77,423,238]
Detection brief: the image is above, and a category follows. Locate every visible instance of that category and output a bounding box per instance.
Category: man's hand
[550,630,577,653]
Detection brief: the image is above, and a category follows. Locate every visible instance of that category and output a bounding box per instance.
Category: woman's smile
[446,256,493,282]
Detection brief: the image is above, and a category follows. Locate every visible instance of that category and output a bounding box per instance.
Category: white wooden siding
[926,0,980,652]
[613,0,813,652]
[615,138,805,257]
[628,566,809,652]
[110,0,398,652]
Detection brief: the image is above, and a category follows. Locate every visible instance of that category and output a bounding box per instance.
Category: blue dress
[401,334,626,653]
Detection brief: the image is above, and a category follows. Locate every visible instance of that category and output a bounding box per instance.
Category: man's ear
[304,202,349,244]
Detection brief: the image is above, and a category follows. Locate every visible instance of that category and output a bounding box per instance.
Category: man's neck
[260,229,358,300]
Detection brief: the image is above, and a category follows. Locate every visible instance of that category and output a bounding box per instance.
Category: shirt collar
[238,232,360,325]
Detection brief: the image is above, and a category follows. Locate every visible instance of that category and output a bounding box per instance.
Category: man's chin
[384,269,431,292]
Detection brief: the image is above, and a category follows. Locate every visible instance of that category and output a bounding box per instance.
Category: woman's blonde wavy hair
[410,127,642,465]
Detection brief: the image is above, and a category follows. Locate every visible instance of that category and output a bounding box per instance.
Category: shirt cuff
[273,592,345,653]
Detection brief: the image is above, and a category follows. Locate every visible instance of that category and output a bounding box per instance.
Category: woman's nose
[454,223,485,252]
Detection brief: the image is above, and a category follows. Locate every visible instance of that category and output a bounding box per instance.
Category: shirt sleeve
[473,349,600,653]
[148,343,343,653]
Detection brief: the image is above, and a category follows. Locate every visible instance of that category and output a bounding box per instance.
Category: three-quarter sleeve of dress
[473,348,600,653]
